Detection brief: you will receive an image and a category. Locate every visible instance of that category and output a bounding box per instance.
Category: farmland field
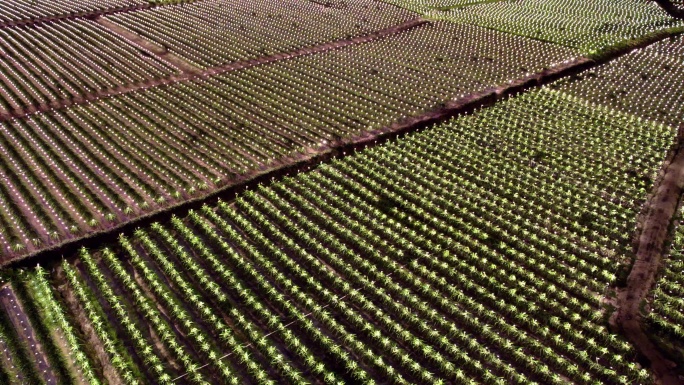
[0,19,579,260]
[0,0,683,384]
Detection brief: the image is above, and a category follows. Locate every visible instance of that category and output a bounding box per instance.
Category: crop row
[0,0,148,24]
[0,19,178,115]
[381,0,504,12]
[0,20,578,259]
[552,34,684,128]
[106,0,418,68]
[0,85,669,384]
[0,283,43,384]
[427,0,684,53]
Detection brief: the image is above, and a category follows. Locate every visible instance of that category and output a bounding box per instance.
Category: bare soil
[614,128,684,385]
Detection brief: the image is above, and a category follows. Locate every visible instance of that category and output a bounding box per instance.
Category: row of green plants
[0,282,43,385]
[646,221,684,365]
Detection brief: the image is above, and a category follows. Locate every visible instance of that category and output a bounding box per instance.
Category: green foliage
[423,0,684,54]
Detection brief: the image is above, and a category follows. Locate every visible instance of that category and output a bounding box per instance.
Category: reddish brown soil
[614,128,684,385]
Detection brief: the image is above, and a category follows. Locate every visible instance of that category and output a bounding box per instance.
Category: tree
[653,0,684,19]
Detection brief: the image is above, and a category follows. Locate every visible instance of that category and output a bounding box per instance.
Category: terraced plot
[647,221,684,366]
[0,0,149,25]
[0,19,179,116]
[0,0,682,384]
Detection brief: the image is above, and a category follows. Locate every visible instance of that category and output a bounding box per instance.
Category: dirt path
[0,17,429,124]
[0,284,57,385]
[614,127,684,385]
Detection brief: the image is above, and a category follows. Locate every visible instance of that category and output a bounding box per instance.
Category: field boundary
[5,27,683,270]
[614,125,684,385]
[0,17,429,123]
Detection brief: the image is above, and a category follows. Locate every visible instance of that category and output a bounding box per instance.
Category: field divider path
[0,17,430,123]
[614,124,684,385]
[5,27,682,271]
[0,54,594,269]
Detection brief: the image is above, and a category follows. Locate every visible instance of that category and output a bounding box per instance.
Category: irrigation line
[170,293,351,383]
[169,263,402,382]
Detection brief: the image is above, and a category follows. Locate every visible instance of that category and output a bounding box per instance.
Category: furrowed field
[0,0,683,384]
